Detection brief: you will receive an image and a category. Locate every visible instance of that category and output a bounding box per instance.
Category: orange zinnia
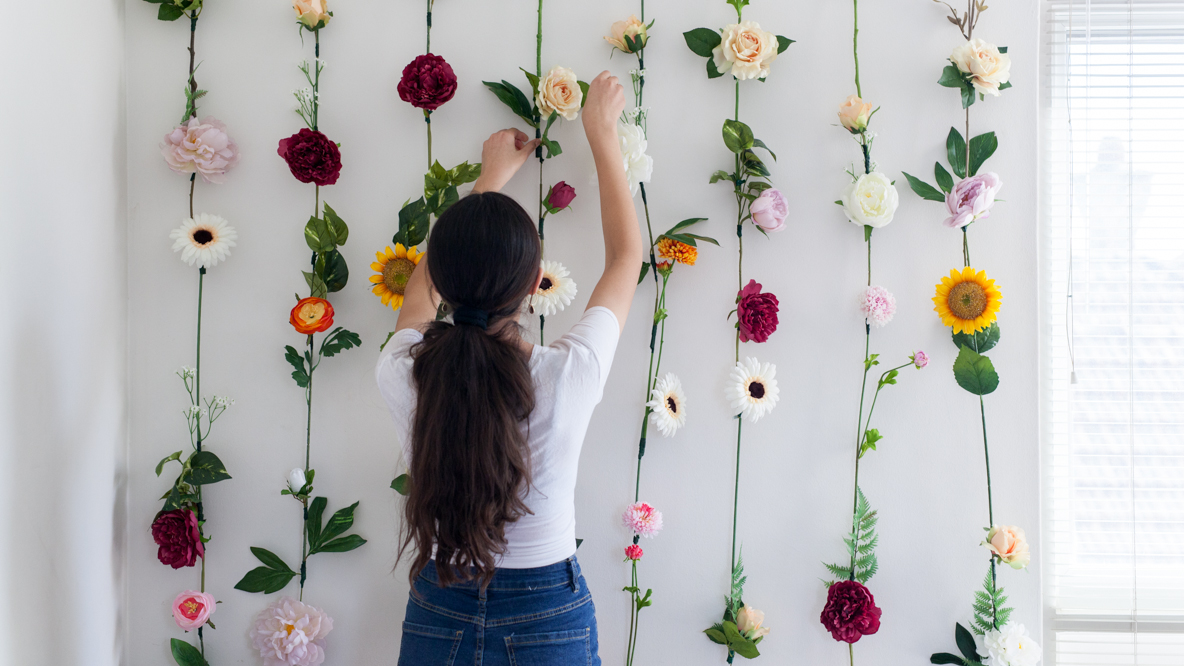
[657,237,697,266]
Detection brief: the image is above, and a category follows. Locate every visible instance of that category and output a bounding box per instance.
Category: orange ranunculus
[290,297,334,335]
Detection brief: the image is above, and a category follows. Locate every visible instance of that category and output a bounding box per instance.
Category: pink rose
[944,172,1002,229]
[172,590,216,631]
[161,116,240,184]
[750,188,787,232]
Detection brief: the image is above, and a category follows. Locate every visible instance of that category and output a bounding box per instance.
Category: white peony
[979,622,1042,666]
[250,597,334,666]
[840,172,899,228]
[617,122,653,196]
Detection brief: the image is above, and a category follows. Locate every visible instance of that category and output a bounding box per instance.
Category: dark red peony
[277,128,342,186]
[736,279,779,343]
[397,54,458,111]
[820,580,882,644]
[546,181,577,212]
[152,509,204,569]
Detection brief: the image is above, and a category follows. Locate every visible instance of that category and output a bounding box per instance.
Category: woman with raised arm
[377,71,637,665]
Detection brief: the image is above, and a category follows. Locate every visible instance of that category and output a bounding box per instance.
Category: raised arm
[582,71,641,333]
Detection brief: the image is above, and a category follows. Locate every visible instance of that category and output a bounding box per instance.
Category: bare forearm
[589,132,642,268]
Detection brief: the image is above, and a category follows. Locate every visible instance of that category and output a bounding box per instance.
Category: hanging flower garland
[484,0,588,344]
[900,4,1041,665]
[235,9,366,664]
[684,1,792,661]
[605,11,717,665]
[144,1,240,664]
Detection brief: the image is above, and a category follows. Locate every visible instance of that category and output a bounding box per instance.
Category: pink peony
[622,502,663,538]
[820,580,882,644]
[737,279,780,343]
[750,188,788,232]
[250,597,334,666]
[860,286,896,328]
[944,172,1003,229]
[172,590,216,631]
[624,544,644,561]
[162,116,240,184]
[911,351,929,369]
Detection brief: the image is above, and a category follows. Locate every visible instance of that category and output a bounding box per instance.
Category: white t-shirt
[375,306,620,569]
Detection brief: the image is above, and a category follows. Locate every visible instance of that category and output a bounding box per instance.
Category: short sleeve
[375,328,423,461]
[552,306,621,392]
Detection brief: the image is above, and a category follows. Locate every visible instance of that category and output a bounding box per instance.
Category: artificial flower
[277,128,342,187]
[369,244,424,311]
[397,54,457,111]
[605,15,648,53]
[172,590,216,632]
[727,357,780,422]
[170,214,237,268]
[657,237,697,266]
[646,373,688,437]
[294,0,331,30]
[712,21,779,81]
[617,122,653,196]
[536,66,583,122]
[622,501,663,538]
[860,285,896,328]
[951,38,1012,97]
[750,188,788,233]
[535,260,577,317]
[736,280,779,343]
[288,468,307,494]
[624,544,644,561]
[250,596,334,666]
[545,181,577,212]
[290,297,335,335]
[152,509,204,569]
[933,267,1002,334]
[944,173,1003,229]
[838,95,874,133]
[736,604,770,641]
[841,172,899,228]
[978,622,1042,666]
[984,525,1031,570]
[161,116,240,184]
[820,580,882,644]
[911,351,929,369]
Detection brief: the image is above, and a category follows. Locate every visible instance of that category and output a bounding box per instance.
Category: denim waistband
[421,556,584,593]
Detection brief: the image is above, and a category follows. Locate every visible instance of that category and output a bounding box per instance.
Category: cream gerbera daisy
[647,373,688,437]
[727,357,780,423]
[170,214,237,268]
[535,260,577,317]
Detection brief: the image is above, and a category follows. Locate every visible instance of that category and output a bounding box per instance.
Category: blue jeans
[398,556,601,666]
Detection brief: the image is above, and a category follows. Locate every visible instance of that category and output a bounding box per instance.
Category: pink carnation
[911,351,929,369]
[860,285,896,328]
[250,597,334,666]
[737,279,780,343]
[625,544,644,561]
[622,501,663,538]
[944,172,1003,228]
[161,116,240,184]
[172,590,216,632]
[750,188,788,232]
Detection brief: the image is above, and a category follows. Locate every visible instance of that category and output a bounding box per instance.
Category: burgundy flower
[152,509,204,569]
[278,128,341,186]
[546,181,577,212]
[820,580,882,644]
[736,279,779,343]
[397,54,458,111]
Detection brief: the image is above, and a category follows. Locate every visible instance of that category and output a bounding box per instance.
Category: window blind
[1042,1,1184,664]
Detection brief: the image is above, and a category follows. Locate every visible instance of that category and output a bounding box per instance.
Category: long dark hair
[398,192,542,588]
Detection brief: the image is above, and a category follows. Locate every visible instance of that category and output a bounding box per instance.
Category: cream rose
[736,604,770,641]
[838,95,874,133]
[294,0,330,30]
[841,172,899,228]
[951,38,1012,97]
[536,66,583,122]
[712,21,779,81]
[606,15,648,54]
[983,525,1030,570]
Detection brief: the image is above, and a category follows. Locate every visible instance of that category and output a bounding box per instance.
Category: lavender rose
[737,279,779,343]
[820,580,882,644]
[152,509,204,569]
[278,128,342,186]
[944,172,1002,228]
[397,54,458,112]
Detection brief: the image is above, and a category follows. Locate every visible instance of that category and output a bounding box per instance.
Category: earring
[529,296,535,315]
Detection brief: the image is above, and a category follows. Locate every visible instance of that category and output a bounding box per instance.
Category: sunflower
[170,213,237,268]
[647,373,688,437]
[933,266,1002,334]
[727,357,780,423]
[657,236,697,266]
[370,244,423,311]
[535,260,578,317]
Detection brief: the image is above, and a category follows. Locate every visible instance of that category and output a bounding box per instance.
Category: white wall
[125,1,1040,665]
[0,1,127,665]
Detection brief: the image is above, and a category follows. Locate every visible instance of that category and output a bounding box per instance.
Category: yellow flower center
[382,257,416,296]
[182,600,200,617]
[748,381,765,400]
[284,623,295,637]
[191,228,214,246]
[666,396,678,414]
[299,302,325,324]
[948,281,988,320]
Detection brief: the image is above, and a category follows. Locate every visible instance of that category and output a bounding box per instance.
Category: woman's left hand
[472,129,540,194]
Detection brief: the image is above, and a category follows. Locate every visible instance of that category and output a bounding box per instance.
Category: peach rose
[983,525,1030,570]
[712,21,779,81]
[536,66,583,122]
[294,0,330,30]
[290,297,335,335]
[838,95,874,133]
[605,15,648,54]
[172,590,216,632]
[736,604,770,640]
[951,38,1012,97]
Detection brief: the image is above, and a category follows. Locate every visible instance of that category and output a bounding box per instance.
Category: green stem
[313,30,320,131]
[730,419,743,574]
[425,111,432,169]
[849,643,854,666]
[188,15,198,120]
[849,323,871,569]
[852,0,861,98]
[963,227,971,267]
[626,562,639,666]
[189,174,196,219]
[536,0,543,79]
[981,395,993,526]
[426,0,433,53]
[305,335,314,471]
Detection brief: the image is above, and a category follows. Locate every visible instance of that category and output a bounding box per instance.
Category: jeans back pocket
[398,621,464,666]
[505,627,591,666]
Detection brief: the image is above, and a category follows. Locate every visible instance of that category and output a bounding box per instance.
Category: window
[1043,1,1184,664]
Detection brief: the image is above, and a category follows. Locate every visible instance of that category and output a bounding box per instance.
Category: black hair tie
[452,305,489,330]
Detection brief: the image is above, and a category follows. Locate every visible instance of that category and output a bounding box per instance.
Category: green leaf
[956,623,982,662]
[743,151,771,178]
[961,82,976,109]
[879,369,899,388]
[968,131,998,176]
[302,271,328,300]
[682,233,720,247]
[306,496,327,549]
[234,566,296,594]
[722,119,755,153]
[930,653,966,665]
[952,345,1000,396]
[250,547,294,573]
[391,474,410,495]
[860,429,883,457]
[667,218,709,235]
[947,127,968,179]
[637,262,651,285]
[938,64,965,88]
[187,450,231,485]
[541,138,563,159]
[520,68,540,96]
[998,46,1008,54]
[317,249,349,293]
[952,322,1001,353]
[321,327,361,358]
[704,626,728,645]
[315,501,359,547]
[393,198,430,248]
[776,35,794,53]
[447,161,482,186]
[683,27,722,58]
[710,170,733,185]
[903,172,947,202]
[751,139,776,161]
[304,216,338,253]
[864,224,873,242]
[170,638,209,666]
[999,80,1013,90]
[321,203,349,246]
[158,4,185,21]
[156,451,183,476]
[935,162,954,193]
[284,345,310,388]
[706,57,725,79]
[482,81,534,124]
[576,538,583,549]
[315,534,367,554]
[578,80,590,107]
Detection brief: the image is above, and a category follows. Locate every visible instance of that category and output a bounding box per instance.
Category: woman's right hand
[581,71,626,146]
[472,129,540,194]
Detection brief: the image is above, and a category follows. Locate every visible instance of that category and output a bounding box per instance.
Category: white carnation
[617,122,653,197]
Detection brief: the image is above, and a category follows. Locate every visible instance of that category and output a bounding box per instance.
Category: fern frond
[824,562,852,580]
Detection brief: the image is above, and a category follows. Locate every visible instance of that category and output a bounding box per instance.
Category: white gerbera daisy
[170,213,237,268]
[647,373,687,437]
[535,260,577,317]
[727,357,780,422]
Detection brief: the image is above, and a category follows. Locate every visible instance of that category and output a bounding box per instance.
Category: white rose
[979,622,1042,666]
[841,172,899,228]
[288,468,307,492]
[712,21,779,81]
[617,122,653,196]
[536,66,583,122]
[951,38,1012,97]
